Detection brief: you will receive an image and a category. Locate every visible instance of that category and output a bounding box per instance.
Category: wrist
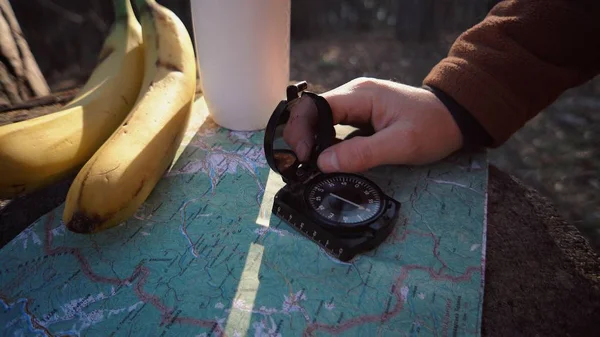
[419,88,464,152]
[421,85,492,149]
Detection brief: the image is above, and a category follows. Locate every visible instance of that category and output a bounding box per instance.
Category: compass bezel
[303,173,387,232]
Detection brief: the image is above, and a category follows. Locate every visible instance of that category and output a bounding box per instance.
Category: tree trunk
[0,0,49,109]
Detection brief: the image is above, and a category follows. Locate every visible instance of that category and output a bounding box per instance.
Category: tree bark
[0,0,49,109]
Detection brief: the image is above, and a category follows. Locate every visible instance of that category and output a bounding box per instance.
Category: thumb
[317,133,389,173]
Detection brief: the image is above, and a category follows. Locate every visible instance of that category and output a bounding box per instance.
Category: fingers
[317,127,398,173]
[282,95,318,161]
[320,77,379,126]
[282,77,390,166]
[282,77,382,162]
[310,78,466,173]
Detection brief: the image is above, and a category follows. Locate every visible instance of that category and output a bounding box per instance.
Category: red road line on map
[132,265,226,335]
[304,225,480,336]
[0,294,63,337]
[42,212,227,337]
[22,297,74,337]
[303,267,410,336]
[44,218,138,286]
[304,265,479,336]
[174,317,222,330]
[390,228,448,272]
[411,265,479,282]
[132,267,170,321]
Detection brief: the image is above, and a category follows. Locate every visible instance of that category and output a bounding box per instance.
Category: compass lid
[263,81,335,183]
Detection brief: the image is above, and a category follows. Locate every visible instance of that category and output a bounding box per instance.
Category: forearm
[423,0,600,147]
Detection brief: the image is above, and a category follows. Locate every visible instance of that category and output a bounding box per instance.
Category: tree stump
[0,0,49,109]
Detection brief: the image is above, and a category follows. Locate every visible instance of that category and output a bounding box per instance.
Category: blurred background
[4,0,599,251]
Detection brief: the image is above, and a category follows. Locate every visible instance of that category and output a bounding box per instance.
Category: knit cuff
[422,84,493,149]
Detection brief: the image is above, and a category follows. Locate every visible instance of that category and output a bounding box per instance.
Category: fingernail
[318,150,340,172]
[296,141,309,161]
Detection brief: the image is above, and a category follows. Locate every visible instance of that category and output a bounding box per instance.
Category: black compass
[264,81,402,262]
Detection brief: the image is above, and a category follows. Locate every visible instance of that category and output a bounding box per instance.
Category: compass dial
[306,175,383,226]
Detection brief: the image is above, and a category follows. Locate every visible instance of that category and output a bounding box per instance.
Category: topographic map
[1,97,488,337]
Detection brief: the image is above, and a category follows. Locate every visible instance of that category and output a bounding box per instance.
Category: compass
[264,81,402,262]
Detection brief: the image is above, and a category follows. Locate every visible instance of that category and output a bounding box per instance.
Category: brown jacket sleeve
[423,0,600,147]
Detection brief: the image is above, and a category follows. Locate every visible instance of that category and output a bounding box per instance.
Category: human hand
[285,77,464,173]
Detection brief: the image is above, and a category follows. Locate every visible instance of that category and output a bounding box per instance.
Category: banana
[62,0,197,233]
[0,0,144,199]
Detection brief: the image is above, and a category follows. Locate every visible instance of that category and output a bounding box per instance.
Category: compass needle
[329,193,365,209]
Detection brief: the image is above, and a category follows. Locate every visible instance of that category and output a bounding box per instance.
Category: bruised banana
[63,0,197,233]
[0,0,144,199]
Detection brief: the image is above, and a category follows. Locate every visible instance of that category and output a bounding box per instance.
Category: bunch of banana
[0,0,144,199]
[62,0,197,233]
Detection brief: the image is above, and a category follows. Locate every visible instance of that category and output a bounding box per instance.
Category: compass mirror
[265,82,335,182]
[272,96,320,176]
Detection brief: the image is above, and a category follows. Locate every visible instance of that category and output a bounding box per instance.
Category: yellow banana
[0,0,144,199]
[63,0,197,233]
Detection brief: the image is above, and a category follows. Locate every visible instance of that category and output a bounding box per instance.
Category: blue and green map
[1,97,488,336]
